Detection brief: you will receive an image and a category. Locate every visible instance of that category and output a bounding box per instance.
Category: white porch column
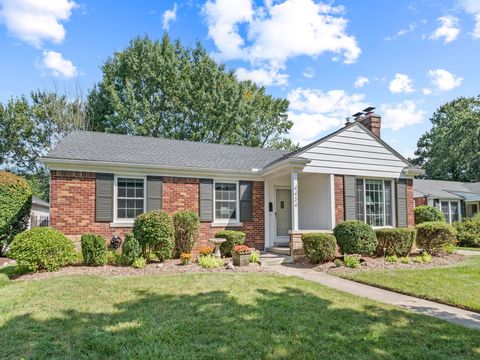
[291,171,299,231]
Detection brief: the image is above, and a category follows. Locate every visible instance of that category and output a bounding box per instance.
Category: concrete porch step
[259,252,294,266]
[274,241,289,247]
[265,246,290,255]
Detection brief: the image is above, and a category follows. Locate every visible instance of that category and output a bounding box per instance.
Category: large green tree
[88,35,292,148]
[412,96,480,181]
[0,90,89,199]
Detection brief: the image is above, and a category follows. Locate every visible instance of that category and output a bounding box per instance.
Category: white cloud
[287,88,367,144]
[429,16,460,44]
[389,73,415,94]
[202,0,360,86]
[41,50,77,78]
[379,101,426,130]
[458,1,480,38]
[385,22,416,41]
[0,0,77,47]
[235,66,288,86]
[428,69,463,91]
[422,88,432,95]
[162,3,177,30]
[354,76,369,88]
[302,67,315,78]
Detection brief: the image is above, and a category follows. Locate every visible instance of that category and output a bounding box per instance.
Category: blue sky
[0,0,479,157]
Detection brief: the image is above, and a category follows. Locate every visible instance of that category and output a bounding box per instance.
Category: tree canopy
[412,96,480,181]
[88,35,293,149]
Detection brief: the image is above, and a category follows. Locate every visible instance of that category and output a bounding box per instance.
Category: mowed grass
[338,257,480,312]
[456,246,480,252]
[0,271,479,359]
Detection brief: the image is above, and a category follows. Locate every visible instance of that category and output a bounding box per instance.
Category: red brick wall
[50,171,265,251]
[406,179,415,227]
[334,175,344,225]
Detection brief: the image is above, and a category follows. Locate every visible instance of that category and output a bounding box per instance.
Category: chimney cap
[352,112,363,118]
[363,106,375,113]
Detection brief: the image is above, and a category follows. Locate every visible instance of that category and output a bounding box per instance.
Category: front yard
[0,271,479,359]
[336,256,480,312]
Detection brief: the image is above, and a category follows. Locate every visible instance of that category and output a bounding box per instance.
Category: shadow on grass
[0,281,479,359]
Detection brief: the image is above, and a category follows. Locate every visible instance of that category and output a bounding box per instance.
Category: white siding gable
[299,123,409,178]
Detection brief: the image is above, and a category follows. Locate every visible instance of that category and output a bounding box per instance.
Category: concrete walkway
[270,264,480,330]
[456,249,480,256]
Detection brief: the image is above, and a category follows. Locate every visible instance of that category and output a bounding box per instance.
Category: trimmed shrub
[414,205,445,225]
[343,255,360,268]
[132,257,147,268]
[375,228,416,257]
[416,221,457,254]
[173,210,200,257]
[333,220,377,255]
[122,234,142,265]
[0,171,32,254]
[453,218,480,248]
[301,233,336,263]
[133,210,174,261]
[198,254,224,269]
[215,230,246,256]
[8,227,75,272]
[81,234,108,266]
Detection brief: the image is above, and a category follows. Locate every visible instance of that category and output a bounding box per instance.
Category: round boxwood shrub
[375,228,416,256]
[81,234,108,266]
[215,230,245,256]
[133,210,174,261]
[301,233,336,263]
[453,218,480,248]
[333,220,377,255]
[173,210,200,257]
[122,233,142,265]
[416,221,457,254]
[0,171,32,254]
[414,205,445,225]
[8,227,76,272]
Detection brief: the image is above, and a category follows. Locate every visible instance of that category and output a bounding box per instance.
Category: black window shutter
[199,179,213,221]
[239,181,253,222]
[96,173,114,222]
[146,176,163,211]
[344,175,356,220]
[396,179,408,227]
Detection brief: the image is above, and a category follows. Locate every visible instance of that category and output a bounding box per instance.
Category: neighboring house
[29,196,50,228]
[41,110,421,254]
[413,179,480,223]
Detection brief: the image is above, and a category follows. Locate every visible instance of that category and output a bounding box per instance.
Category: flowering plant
[199,246,213,257]
[232,245,252,254]
[180,252,192,265]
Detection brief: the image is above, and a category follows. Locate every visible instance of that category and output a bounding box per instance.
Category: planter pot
[232,251,250,266]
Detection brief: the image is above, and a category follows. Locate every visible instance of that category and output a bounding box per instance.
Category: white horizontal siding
[301,124,408,178]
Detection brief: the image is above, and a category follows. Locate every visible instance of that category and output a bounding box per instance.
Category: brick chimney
[357,107,381,138]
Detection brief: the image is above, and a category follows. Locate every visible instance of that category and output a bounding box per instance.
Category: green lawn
[0,270,479,359]
[456,246,480,252]
[337,257,480,312]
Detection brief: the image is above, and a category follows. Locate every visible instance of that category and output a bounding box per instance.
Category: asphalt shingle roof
[44,131,288,172]
[413,179,480,199]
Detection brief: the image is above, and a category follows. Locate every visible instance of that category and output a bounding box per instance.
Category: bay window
[356,179,394,227]
[116,177,145,220]
[214,182,238,222]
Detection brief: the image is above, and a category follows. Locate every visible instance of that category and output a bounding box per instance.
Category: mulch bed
[294,253,466,274]
[12,258,273,282]
[0,257,15,267]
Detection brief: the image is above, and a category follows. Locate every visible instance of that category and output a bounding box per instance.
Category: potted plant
[232,245,252,266]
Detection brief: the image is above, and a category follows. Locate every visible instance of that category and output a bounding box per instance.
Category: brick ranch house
[42,110,422,255]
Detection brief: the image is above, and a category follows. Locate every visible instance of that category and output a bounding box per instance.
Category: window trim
[113,175,147,224]
[213,180,240,225]
[437,199,461,224]
[356,178,395,228]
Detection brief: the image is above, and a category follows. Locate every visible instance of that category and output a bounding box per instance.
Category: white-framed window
[214,181,239,222]
[356,178,394,227]
[437,200,461,224]
[115,176,145,221]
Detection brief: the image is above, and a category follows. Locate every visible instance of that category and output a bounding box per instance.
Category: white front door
[276,189,292,237]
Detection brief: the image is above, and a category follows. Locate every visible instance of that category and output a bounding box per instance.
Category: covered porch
[264,169,335,257]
